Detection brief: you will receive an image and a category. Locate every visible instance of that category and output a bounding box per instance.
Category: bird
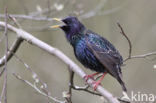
[51,16,127,92]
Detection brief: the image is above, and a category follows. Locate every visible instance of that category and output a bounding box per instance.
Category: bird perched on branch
[51,16,127,92]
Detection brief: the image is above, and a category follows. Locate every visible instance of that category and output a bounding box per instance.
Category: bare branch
[0,2,63,22]
[118,98,130,103]
[0,14,55,21]
[0,7,8,103]
[117,22,156,63]
[12,53,49,94]
[67,69,74,103]
[3,7,8,103]
[0,37,23,67]
[13,73,65,103]
[124,51,156,62]
[72,85,102,96]
[0,3,58,21]
[8,15,22,29]
[0,0,123,22]
[117,22,132,60]
[11,53,65,103]
[131,52,156,58]
[0,21,120,103]
[69,71,102,96]
[0,15,23,67]
[68,73,130,103]
[69,70,74,96]
[0,68,5,77]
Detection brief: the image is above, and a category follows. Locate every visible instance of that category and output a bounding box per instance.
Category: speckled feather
[60,16,127,92]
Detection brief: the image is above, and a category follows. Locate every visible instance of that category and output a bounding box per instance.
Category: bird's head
[51,16,85,40]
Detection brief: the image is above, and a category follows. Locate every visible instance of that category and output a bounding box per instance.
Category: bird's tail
[117,76,127,92]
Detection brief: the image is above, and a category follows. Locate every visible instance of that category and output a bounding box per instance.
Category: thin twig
[4,7,8,103]
[0,14,55,21]
[131,52,156,58]
[72,85,102,96]
[13,73,65,103]
[68,68,102,101]
[0,0,124,22]
[70,71,102,96]
[0,7,8,103]
[68,61,130,103]
[11,51,64,103]
[0,37,23,67]
[117,22,132,60]
[117,22,156,63]
[8,15,22,29]
[12,53,54,103]
[124,51,156,62]
[118,98,130,103]
[0,68,5,77]
[68,69,74,103]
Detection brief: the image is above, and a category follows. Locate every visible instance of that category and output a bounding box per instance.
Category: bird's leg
[84,72,100,82]
[92,73,107,91]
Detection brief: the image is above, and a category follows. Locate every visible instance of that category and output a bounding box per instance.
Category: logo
[130,91,155,103]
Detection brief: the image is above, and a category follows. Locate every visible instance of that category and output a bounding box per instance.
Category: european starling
[51,16,127,92]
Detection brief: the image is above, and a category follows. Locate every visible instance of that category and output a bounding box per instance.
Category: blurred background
[0,0,156,103]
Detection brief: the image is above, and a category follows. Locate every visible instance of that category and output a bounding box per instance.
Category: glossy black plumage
[58,16,127,92]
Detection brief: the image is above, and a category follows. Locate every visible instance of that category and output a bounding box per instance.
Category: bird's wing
[85,31,123,78]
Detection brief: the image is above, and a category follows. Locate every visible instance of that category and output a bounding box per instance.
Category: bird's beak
[52,18,62,22]
[50,18,63,29]
[50,25,61,29]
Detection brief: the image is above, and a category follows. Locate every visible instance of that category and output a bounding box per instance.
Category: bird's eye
[67,21,70,24]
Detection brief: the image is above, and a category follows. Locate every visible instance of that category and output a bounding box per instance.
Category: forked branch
[0,21,120,103]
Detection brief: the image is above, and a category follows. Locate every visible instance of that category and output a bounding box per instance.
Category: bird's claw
[84,75,94,82]
[92,81,101,91]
